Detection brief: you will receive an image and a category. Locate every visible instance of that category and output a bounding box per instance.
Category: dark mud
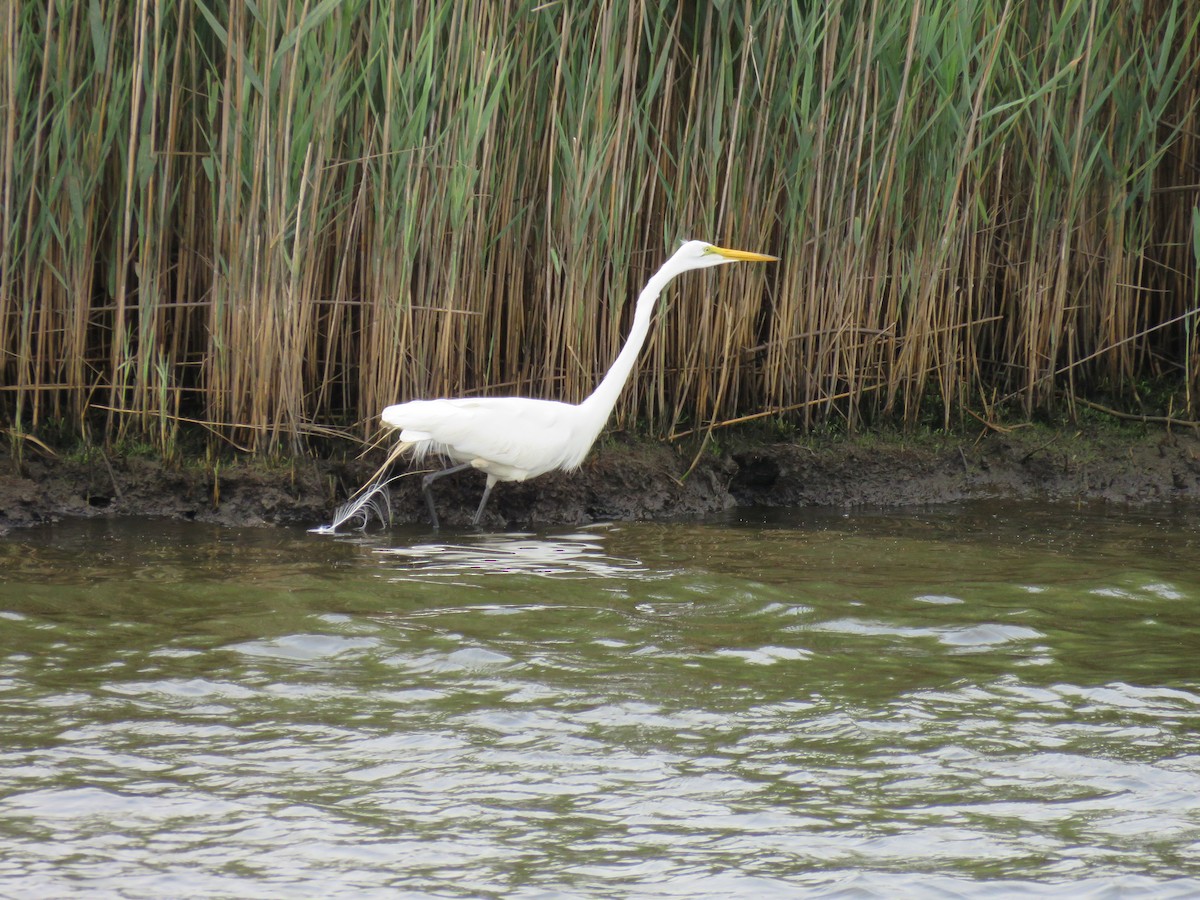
[3,425,1200,534]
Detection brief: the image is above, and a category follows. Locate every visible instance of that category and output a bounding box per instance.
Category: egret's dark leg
[421,463,472,528]
[471,475,499,527]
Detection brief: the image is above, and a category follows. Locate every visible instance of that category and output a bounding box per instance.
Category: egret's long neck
[578,264,677,425]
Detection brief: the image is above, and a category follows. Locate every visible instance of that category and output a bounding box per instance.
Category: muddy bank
[2,425,1199,533]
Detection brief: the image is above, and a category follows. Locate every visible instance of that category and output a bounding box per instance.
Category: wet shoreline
[3,426,1199,533]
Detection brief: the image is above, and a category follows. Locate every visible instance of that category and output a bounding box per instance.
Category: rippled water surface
[2,502,1200,898]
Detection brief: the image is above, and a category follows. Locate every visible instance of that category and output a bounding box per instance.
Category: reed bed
[2,0,1197,455]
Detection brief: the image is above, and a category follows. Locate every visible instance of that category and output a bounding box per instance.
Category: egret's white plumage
[325,240,776,531]
[384,396,587,480]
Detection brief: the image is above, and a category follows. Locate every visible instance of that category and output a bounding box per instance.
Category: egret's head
[672,240,778,271]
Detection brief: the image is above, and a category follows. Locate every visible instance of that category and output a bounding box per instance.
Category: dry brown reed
[1,0,1197,455]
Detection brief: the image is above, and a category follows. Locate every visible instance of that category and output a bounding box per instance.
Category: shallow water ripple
[1,506,1200,897]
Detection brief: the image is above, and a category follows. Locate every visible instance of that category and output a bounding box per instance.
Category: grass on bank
[1,0,1197,460]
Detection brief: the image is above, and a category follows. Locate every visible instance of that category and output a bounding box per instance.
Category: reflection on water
[376,526,651,582]
[0,503,1199,897]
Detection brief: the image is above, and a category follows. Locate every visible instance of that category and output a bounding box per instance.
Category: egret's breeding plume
[320,240,776,532]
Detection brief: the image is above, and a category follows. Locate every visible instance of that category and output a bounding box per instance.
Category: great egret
[322,240,776,531]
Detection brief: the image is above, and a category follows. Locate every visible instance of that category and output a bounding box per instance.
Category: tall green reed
[0,0,1196,456]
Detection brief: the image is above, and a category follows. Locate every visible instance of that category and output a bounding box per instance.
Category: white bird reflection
[375,527,650,582]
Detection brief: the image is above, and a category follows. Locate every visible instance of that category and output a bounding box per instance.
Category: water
[2,502,1200,898]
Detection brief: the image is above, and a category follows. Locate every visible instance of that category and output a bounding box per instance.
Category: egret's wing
[381,398,577,474]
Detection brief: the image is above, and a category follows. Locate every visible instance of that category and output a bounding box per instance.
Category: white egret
[323,240,776,531]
